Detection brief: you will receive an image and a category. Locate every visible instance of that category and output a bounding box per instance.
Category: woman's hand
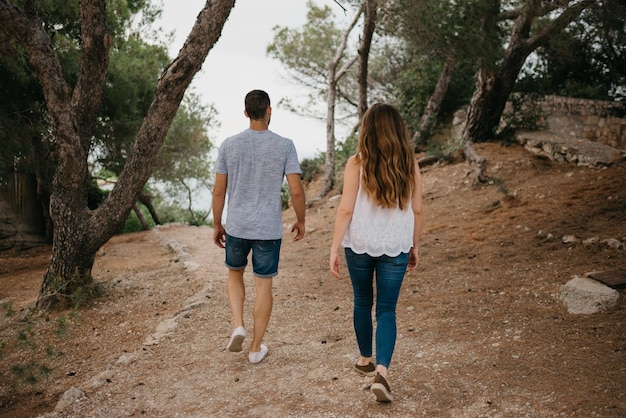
[406,247,420,272]
[330,252,342,279]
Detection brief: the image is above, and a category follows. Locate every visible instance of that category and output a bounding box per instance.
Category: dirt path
[41,225,403,417]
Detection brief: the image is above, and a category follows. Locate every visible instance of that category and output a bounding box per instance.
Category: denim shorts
[225,234,282,278]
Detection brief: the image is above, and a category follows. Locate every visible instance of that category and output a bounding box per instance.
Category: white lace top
[342,181,414,257]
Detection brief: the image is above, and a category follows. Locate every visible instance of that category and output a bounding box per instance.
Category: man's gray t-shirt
[215,129,302,240]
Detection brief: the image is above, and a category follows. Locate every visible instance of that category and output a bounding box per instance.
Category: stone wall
[538,96,626,150]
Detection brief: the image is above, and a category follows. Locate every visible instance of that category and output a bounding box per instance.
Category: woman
[330,103,423,403]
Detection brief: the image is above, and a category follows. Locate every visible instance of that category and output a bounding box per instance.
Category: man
[212,89,306,364]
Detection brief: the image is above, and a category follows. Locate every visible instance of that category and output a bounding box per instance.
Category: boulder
[560,276,620,314]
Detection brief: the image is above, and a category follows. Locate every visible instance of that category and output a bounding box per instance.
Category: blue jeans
[345,248,409,369]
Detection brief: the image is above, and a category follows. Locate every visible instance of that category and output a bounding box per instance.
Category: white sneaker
[248,344,268,364]
[227,326,245,352]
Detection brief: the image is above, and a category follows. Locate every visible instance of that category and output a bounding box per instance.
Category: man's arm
[212,173,228,248]
[286,173,306,241]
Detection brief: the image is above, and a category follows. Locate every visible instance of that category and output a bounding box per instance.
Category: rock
[560,276,620,314]
[603,238,623,249]
[517,131,625,167]
[583,237,600,245]
[83,368,115,391]
[144,317,178,345]
[116,352,138,366]
[54,387,85,412]
[562,235,579,244]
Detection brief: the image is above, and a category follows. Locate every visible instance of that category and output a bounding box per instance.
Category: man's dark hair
[245,90,270,120]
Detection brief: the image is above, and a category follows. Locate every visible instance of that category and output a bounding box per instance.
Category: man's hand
[213,224,226,248]
[291,221,305,241]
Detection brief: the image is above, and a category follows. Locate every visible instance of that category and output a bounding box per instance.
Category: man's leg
[227,268,245,329]
[250,277,273,353]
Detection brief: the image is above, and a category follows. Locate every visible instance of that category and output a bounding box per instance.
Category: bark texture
[357,0,377,119]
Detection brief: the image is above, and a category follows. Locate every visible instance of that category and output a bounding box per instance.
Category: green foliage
[118,196,211,233]
[10,362,50,385]
[2,301,16,318]
[281,182,290,210]
[88,178,108,210]
[0,45,46,185]
[498,94,548,144]
[516,0,626,101]
[38,267,108,312]
[0,307,71,390]
[516,29,609,100]
[92,90,217,229]
[118,206,155,233]
[0,0,165,186]
[151,92,217,214]
[331,133,359,192]
[17,327,34,347]
[425,139,457,162]
[45,345,58,357]
[300,153,326,183]
[267,3,342,91]
[54,314,69,337]
[335,133,358,169]
[401,72,466,126]
[93,35,172,176]
[381,0,492,131]
[153,202,210,227]
[297,133,357,193]
[1,0,214,237]
[267,2,358,121]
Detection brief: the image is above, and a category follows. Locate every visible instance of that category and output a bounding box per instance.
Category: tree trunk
[321,85,338,199]
[463,55,526,144]
[133,202,150,230]
[357,0,377,119]
[318,4,363,198]
[138,192,161,225]
[414,53,456,151]
[38,214,96,310]
[0,0,236,310]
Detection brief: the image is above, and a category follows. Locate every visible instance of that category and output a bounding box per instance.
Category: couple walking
[212,90,423,403]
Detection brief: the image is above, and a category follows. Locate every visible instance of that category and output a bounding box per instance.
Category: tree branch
[527,0,593,50]
[331,2,364,83]
[333,0,348,15]
[72,0,111,150]
[0,0,72,136]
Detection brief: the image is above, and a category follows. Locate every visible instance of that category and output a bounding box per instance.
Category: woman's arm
[329,155,360,279]
[407,160,423,271]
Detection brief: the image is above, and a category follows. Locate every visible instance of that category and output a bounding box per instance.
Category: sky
[158,0,339,160]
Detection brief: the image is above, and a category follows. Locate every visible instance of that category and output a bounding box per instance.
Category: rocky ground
[1,142,625,417]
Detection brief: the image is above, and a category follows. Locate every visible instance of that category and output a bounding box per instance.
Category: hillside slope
[0,142,624,417]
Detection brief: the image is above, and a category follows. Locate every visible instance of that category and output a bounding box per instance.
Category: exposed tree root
[462,140,487,183]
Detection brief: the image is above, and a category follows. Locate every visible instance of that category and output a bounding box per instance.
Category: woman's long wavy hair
[356,103,416,210]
